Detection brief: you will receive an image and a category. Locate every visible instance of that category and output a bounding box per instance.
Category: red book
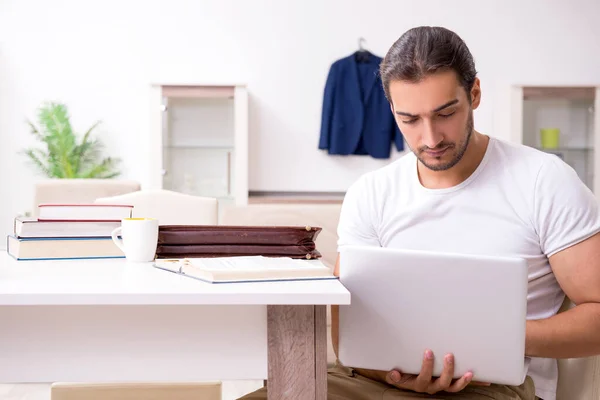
[37,204,133,222]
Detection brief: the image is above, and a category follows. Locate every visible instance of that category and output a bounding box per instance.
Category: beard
[412,110,474,172]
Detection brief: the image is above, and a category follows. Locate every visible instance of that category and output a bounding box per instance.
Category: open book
[153,256,336,283]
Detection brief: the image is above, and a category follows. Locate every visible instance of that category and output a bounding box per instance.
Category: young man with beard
[240,26,600,400]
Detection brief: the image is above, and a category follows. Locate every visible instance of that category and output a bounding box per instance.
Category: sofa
[219,202,600,400]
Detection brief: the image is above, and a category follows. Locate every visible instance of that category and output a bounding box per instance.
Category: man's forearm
[526,302,600,358]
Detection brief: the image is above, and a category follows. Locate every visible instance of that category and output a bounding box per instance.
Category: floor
[0,381,264,400]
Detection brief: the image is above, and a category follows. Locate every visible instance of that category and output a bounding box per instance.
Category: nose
[421,119,444,149]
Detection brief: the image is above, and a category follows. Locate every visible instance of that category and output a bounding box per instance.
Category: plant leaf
[71,120,101,175]
[21,148,54,177]
[37,102,76,177]
[77,157,121,179]
[26,120,45,142]
[22,102,120,179]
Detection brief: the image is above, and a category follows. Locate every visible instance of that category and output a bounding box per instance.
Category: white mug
[111,218,159,262]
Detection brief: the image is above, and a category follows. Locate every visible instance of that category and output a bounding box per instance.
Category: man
[240,26,600,400]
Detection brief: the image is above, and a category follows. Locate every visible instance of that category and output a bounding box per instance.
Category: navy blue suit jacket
[318,52,404,158]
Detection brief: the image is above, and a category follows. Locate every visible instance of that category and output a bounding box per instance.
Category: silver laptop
[338,245,529,386]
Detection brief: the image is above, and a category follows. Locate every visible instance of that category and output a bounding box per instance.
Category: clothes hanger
[355,37,371,63]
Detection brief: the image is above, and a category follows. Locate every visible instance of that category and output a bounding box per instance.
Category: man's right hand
[354,350,489,395]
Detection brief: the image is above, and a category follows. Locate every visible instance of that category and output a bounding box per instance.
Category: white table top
[0,252,350,306]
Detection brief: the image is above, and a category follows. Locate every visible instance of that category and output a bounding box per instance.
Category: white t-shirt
[337,136,600,400]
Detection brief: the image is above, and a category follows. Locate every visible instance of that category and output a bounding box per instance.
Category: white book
[14,217,121,238]
[153,256,335,284]
[7,235,125,260]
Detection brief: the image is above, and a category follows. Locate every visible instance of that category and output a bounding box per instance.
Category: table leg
[267,305,327,400]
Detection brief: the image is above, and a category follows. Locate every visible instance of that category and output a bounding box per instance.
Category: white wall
[1,0,600,241]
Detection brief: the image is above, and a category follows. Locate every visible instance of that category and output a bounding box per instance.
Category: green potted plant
[22,102,121,178]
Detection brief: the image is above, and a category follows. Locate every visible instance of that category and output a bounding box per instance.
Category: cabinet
[148,84,248,208]
[510,86,600,194]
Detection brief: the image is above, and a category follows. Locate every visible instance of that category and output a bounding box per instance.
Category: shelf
[248,191,346,204]
[523,87,595,101]
[515,84,598,194]
[162,85,234,99]
[151,83,248,206]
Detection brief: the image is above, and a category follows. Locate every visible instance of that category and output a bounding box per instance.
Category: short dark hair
[380,26,477,103]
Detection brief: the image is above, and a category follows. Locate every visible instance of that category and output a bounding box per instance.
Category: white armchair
[94,189,218,225]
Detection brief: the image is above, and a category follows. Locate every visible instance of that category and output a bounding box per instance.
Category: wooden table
[0,252,350,400]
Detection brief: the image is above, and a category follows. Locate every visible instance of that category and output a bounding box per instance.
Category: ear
[470,78,481,109]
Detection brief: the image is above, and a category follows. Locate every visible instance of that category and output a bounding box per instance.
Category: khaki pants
[238,363,537,400]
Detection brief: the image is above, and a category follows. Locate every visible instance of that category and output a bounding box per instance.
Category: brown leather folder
[155,225,322,259]
[157,225,322,246]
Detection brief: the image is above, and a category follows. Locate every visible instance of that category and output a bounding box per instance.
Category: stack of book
[7,204,133,261]
[155,225,323,260]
